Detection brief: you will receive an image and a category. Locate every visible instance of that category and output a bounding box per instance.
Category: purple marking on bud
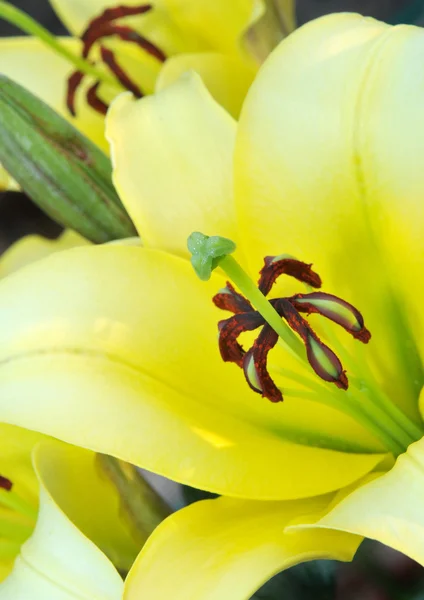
[289,292,371,343]
[243,324,282,402]
[213,282,253,314]
[276,299,348,390]
[0,475,12,491]
[218,312,264,366]
[258,256,322,296]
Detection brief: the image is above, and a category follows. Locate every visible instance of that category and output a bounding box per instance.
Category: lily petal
[107,73,238,257]
[0,244,384,499]
[0,231,89,278]
[124,494,360,600]
[0,37,107,152]
[156,52,255,118]
[0,442,124,599]
[235,13,424,411]
[303,434,424,566]
[154,0,264,55]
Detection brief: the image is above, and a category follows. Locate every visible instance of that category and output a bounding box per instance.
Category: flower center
[188,232,424,456]
[214,255,370,403]
[66,4,166,116]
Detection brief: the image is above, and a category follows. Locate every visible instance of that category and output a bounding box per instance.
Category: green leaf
[0,75,136,243]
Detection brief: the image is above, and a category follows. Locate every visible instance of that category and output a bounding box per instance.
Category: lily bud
[0,75,136,243]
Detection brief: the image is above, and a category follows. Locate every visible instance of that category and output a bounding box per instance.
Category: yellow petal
[0,231,89,279]
[235,13,424,411]
[0,442,123,599]
[303,434,424,566]
[0,244,384,500]
[124,494,360,600]
[155,0,264,55]
[107,73,238,257]
[156,53,255,118]
[0,36,107,152]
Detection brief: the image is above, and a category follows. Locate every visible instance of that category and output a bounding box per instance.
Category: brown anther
[289,292,371,343]
[213,282,253,314]
[258,256,322,296]
[0,475,12,491]
[243,325,282,402]
[218,312,264,366]
[100,46,143,98]
[66,71,84,117]
[66,3,165,117]
[275,298,348,390]
[213,253,369,401]
[86,82,109,115]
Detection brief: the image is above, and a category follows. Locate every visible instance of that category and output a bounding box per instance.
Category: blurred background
[1,0,424,598]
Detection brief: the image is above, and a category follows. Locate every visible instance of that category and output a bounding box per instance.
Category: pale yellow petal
[155,0,265,55]
[301,435,424,566]
[124,494,360,600]
[235,13,424,413]
[107,73,238,257]
[0,442,123,600]
[0,244,384,500]
[0,37,107,151]
[156,53,255,118]
[0,231,89,279]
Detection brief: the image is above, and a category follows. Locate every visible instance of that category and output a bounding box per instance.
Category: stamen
[243,324,282,402]
[100,46,143,98]
[0,475,12,491]
[213,282,254,314]
[86,81,109,115]
[81,4,153,41]
[218,312,264,366]
[66,70,84,117]
[276,298,348,390]
[258,255,322,296]
[66,3,165,116]
[289,292,371,343]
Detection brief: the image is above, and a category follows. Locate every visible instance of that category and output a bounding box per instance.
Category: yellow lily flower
[0,424,142,598]
[0,11,423,596]
[0,0,296,173]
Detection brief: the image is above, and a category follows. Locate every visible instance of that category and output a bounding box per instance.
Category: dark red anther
[258,256,322,296]
[65,3,165,117]
[100,46,143,98]
[243,325,282,402]
[218,312,264,366]
[86,82,109,115]
[289,291,371,343]
[276,298,348,390]
[0,475,12,491]
[81,4,153,42]
[213,282,253,314]
[66,71,84,117]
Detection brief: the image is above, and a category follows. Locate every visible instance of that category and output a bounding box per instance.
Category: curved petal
[155,0,264,55]
[235,13,424,410]
[301,434,424,566]
[156,52,255,118]
[0,37,107,152]
[0,442,124,599]
[107,73,238,257]
[124,494,360,600]
[0,244,384,500]
[0,231,89,279]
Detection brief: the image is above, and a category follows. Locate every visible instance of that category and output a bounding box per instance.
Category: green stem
[220,255,304,356]
[97,455,171,544]
[0,1,119,89]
